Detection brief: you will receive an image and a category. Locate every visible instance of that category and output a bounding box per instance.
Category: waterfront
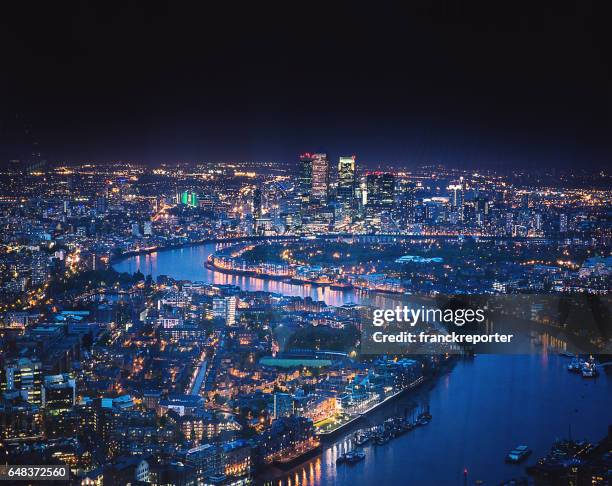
[114,243,399,308]
[260,354,612,485]
[116,246,612,484]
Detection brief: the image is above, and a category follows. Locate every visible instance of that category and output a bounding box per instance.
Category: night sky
[1,2,610,168]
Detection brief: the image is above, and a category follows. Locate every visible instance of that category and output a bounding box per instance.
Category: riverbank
[110,235,300,266]
[256,358,458,484]
[316,375,427,440]
[257,354,612,485]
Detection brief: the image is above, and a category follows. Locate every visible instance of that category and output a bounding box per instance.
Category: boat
[505,445,531,463]
[416,407,433,426]
[329,283,354,290]
[354,432,370,446]
[346,450,366,464]
[581,362,598,378]
[337,450,366,465]
[567,358,583,372]
[417,416,430,426]
[374,433,391,445]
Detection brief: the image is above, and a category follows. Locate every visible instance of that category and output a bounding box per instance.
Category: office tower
[299,153,314,206]
[365,172,395,208]
[42,374,76,411]
[474,194,489,226]
[2,357,43,405]
[213,296,237,326]
[337,156,356,208]
[448,178,465,221]
[310,153,329,204]
[299,152,329,206]
[131,223,141,237]
[397,182,416,225]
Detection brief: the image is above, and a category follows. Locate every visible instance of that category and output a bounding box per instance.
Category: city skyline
[1,3,610,485]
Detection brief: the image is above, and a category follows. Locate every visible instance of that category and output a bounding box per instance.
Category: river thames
[115,244,612,485]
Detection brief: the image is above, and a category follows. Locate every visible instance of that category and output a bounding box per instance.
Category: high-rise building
[299,153,314,207]
[2,358,43,405]
[213,296,237,326]
[299,152,329,207]
[337,156,356,208]
[42,374,76,412]
[448,178,465,221]
[310,153,329,204]
[365,172,395,208]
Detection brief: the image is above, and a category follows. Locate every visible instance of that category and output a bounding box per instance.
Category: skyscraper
[365,172,395,208]
[299,153,314,207]
[310,153,329,205]
[448,177,466,221]
[397,182,416,225]
[337,156,356,208]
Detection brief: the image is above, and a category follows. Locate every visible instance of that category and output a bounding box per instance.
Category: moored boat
[505,445,531,463]
[337,450,366,465]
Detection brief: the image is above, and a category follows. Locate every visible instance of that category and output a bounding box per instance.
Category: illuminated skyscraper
[365,172,395,208]
[299,152,329,211]
[337,156,356,208]
[299,153,314,206]
[310,153,329,204]
[448,177,466,221]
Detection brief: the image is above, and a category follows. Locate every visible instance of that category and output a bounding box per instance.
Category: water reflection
[263,355,611,485]
[114,244,396,307]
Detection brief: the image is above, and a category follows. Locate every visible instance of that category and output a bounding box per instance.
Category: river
[114,244,612,485]
[113,243,399,308]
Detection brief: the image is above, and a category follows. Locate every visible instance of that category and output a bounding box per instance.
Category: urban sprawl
[0,155,610,485]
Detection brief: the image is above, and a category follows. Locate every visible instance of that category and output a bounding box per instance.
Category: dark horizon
[1,2,610,168]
